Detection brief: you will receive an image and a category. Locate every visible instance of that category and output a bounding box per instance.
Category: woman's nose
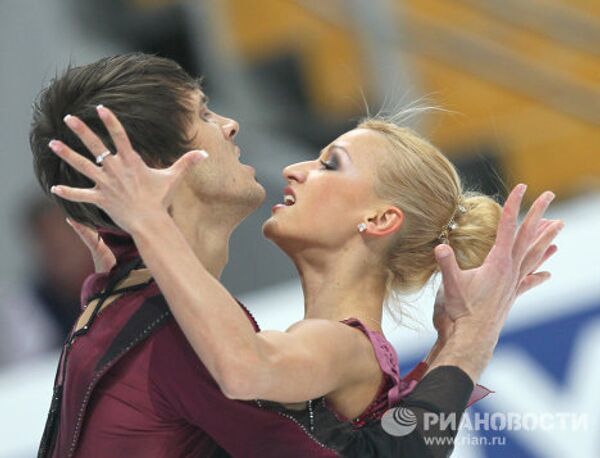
[282,161,311,184]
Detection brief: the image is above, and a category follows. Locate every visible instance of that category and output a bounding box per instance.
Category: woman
[49,105,560,455]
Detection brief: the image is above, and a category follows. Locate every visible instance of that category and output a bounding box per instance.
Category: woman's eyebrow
[328,144,352,162]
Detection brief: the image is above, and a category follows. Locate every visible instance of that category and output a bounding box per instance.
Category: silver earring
[357,223,367,233]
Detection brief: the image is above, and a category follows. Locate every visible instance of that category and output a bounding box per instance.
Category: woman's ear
[363,206,404,236]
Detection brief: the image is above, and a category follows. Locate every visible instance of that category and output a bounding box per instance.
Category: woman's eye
[319,159,336,171]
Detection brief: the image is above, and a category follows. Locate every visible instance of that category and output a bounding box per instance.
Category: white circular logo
[381,407,417,436]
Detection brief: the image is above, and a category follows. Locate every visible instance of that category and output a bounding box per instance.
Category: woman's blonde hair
[358,117,502,296]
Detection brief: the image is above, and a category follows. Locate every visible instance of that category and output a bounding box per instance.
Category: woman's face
[263,128,390,252]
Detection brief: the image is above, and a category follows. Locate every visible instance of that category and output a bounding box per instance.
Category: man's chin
[249,182,267,208]
[237,183,267,216]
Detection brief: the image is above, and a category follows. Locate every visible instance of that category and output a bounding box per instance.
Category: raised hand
[48,105,207,234]
[434,185,563,330]
[426,185,563,382]
[432,215,559,338]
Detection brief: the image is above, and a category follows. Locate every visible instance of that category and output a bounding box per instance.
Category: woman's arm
[49,107,378,403]
[67,218,116,273]
[130,212,376,402]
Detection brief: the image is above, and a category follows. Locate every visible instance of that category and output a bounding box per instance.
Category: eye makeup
[319,152,340,171]
[318,143,353,171]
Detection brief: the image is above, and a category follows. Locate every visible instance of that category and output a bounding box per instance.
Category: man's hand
[428,184,564,382]
[432,216,559,339]
[436,185,562,328]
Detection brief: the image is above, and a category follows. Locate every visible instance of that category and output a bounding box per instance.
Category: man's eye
[201,111,212,121]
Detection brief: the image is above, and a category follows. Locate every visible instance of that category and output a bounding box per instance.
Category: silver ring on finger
[96,150,112,165]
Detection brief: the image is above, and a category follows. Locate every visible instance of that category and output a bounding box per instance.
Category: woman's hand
[48,105,207,234]
[66,218,116,273]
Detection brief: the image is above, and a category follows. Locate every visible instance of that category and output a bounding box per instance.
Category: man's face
[182,90,266,213]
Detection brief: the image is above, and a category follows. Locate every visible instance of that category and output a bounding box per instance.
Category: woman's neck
[293,248,388,333]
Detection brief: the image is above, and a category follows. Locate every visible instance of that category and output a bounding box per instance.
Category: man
[32,52,347,458]
[30,53,559,457]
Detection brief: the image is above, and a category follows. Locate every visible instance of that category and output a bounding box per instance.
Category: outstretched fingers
[517,271,552,297]
[95,105,135,161]
[48,140,102,183]
[63,114,113,165]
[491,184,527,259]
[519,220,563,277]
[51,185,100,205]
[534,219,553,239]
[512,191,556,264]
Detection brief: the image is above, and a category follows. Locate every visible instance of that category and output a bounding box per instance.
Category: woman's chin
[262,219,296,252]
[262,217,283,242]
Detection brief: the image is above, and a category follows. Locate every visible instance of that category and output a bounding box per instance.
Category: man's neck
[169,189,242,280]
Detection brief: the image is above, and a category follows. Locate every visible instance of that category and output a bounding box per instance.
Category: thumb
[435,244,460,294]
[170,149,209,178]
[66,217,100,250]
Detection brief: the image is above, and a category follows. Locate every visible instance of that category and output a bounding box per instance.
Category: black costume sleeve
[349,365,474,458]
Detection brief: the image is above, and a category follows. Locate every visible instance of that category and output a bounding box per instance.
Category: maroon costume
[39,232,339,457]
[39,231,491,458]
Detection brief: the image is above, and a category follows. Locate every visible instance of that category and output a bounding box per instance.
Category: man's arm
[337,364,477,458]
[425,185,562,384]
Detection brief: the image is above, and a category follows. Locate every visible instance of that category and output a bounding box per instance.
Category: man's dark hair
[30,53,200,230]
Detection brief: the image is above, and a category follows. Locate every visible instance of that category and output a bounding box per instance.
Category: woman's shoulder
[339,317,399,379]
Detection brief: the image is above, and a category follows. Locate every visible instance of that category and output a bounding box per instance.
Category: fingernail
[546,191,556,203]
[48,140,60,152]
[65,218,73,226]
[199,150,209,158]
[63,114,77,128]
[436,245,450,258]
[96,104,107,118]
[519,184,528,196]
[50,185,58,194]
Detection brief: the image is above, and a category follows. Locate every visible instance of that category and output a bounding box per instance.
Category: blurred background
[0,0,598,456]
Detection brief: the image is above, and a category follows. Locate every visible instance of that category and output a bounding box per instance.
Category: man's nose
[222,117,239,140]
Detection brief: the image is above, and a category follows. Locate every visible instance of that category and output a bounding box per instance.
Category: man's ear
[362,206,404,236]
